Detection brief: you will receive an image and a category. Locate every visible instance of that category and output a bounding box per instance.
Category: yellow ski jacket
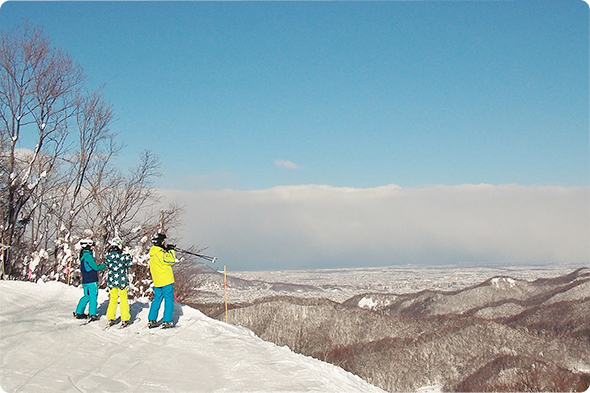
[149,245,176,287]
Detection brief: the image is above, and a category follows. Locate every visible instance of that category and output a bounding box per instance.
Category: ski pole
[175,248,217,264]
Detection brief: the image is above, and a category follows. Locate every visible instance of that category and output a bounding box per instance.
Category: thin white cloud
[275,160,302,170]
[161,184,590,271]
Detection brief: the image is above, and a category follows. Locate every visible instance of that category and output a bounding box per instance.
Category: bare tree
[0,23,84,278]
[45,90,165,285]
[173,256,210,304]
[0,22,171,286]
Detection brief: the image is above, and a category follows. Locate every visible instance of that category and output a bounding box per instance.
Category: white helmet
[109,237,123,249]
[79,238,94,249]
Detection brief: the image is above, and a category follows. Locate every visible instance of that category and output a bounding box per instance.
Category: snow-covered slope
[0,280,385,393]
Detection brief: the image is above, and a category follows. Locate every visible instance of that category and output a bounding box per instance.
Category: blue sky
[1,1,588,270]
[1,0,588,191]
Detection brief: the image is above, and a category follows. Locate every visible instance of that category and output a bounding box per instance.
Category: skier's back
[147,233,176,328]
[105,238,133,327]
[74,239,105,321]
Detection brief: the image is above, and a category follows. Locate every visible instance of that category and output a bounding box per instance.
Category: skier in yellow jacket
[148,233,176,328]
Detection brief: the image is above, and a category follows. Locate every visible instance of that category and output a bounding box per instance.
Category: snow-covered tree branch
[1,22,172,289]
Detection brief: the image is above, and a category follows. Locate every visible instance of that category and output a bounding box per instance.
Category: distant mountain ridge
[345,267,589,318]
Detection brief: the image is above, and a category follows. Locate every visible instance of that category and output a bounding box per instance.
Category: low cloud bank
[161,184,589,271]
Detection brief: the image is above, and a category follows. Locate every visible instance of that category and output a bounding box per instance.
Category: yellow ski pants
[106,287,130,322]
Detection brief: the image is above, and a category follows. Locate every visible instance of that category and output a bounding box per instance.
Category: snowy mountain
[344,267,590,318]
[0,280,385,393]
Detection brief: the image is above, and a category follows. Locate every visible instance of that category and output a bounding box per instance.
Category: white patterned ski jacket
[105,250,133,289]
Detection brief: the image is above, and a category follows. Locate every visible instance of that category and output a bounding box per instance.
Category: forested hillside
[190,268,590,392]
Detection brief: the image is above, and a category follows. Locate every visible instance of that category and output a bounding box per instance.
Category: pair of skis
[148,321,176,329]
[104,318,138,330]
[176,248,217,264]
[77,315,136,329]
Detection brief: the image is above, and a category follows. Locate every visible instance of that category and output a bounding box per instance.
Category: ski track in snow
[0,281,385,393]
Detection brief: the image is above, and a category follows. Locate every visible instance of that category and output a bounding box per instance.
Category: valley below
[180,263,590,392]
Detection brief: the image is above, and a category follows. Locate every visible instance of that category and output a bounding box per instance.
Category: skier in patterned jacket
[105,238,134,327]
[74,239,105,321]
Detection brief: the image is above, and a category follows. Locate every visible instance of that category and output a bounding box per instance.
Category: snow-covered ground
[0,280,385,393]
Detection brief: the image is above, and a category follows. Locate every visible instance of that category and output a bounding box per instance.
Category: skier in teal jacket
[73,239,106,321]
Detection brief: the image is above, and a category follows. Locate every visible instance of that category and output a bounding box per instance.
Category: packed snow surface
[0,280,385,393]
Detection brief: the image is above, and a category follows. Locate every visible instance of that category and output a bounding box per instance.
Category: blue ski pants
[76,282,99,316]
[148,284,174,323]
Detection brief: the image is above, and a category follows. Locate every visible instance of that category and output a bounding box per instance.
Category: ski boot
[161,322,174,329]
[121,321,130,328]
[148,320,159,329]
[73,312,88,319]
[88,315,100,322]
[108,319,117,327]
